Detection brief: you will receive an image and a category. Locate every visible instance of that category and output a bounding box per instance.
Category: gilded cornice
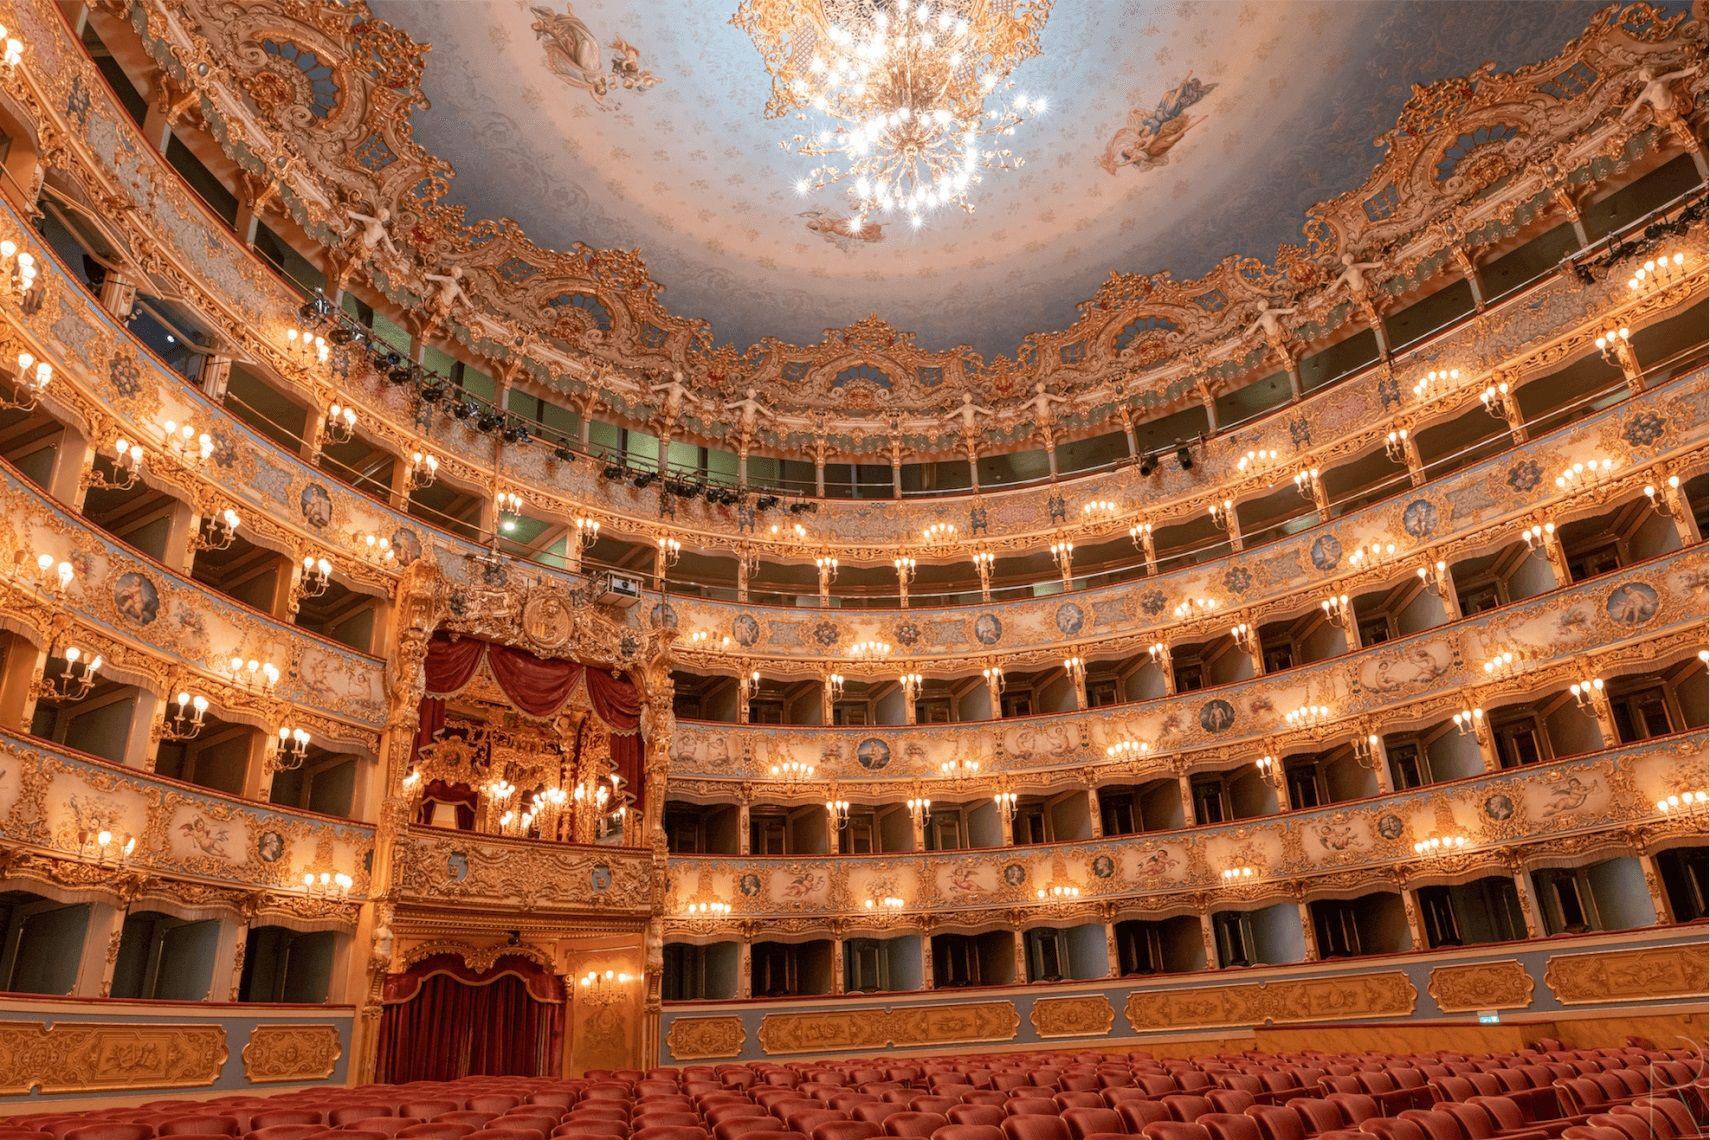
[658,732,1705,934]
[0,729,373,928]
[113,0,1703,456]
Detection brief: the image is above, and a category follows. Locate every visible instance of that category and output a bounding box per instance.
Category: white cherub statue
[347,206,398,257]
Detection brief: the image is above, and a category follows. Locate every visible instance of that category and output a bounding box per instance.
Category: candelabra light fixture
[738,0,1052,228]
[1411,367,1460,400]
[922,522,957,544]
[826,671,845,701]
[302,870,353,898]
[274,725,312,769]
[194,508,242,552]
[1254,754,1279,785]
[1083,499,1118,516]
[1520,522,1555,550]
[1416,559,1450,591]
[900,670,924,704]
[36,645,101,703]
[1174,596,1218,621]
[1479,380,1513,419]
[1384,427,1410,463]
[1207,498,1234,532]
[1285,703,1330,729]
[972,548,995,599]
[323,401,357,444]
[1482,650,1519,678]
[0,351,51,413]
[161,690,210,741]
[992,790,1018,823]
[815,553,840,583]
[0,239,38,298]
[1128,520,1153,550]
[355,531,395,563]
[1593,325,1631,363]
[1627,252,1687,292]
[1348,541,1397,569]
[684,899,733,917]
[893,554,916,600]
[1105,738,1149,761]
[286,327,329,364]
[826,797,852,828]
[906,796,931,825]
[849,638,892,660]
[87,438,145,492]
[770,759,817,784]
[77,827,135,864]
[863,895,906,911]
[297,556,333,602]
[1569,676,1605,709]
[1230,622,1257,652]
[577,969,635,1004]
[656,535,682,566]
[1452,707,1485,737]
[405,449,439,492]
[573,513,601,549]
[1643,476,1681,517]
[1656,788,1708,814]
[1221,865,1257,882]
[1293,466,1320,499]
[1320,593,1351,622]
[1412,834,1468,857]
[26,552,74,595]
[228,655,281,692]
[980,661,1005,693]
[1048,537,1074,578]
[162,420,214,463]
[1062,654,1086,686]
[495,491,525,533]
[1147,641,1170,666]
[1351,732,1381,767]
[1555,457,1616,492]
[1236,447,1280,474]
[940,756,980,778]
[1035,883,1081,901]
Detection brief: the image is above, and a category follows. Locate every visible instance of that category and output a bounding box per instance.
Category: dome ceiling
[369,0,1599,358]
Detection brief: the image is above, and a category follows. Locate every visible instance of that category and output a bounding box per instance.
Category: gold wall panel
[1544,944,1710,1006]
[1125,972,1415,1032]
[758,1001,1018,1055]
[1428,961,1535,1013]
[665,1017,747,1061]
[1030,995,1116,1039]
[0,1021,227,1094]
[241,1025,342,1083]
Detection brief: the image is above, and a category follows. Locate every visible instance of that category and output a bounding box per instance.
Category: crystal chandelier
[735,0,1052,228]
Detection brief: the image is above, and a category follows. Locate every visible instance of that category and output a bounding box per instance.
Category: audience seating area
[4,1046,1704,1140]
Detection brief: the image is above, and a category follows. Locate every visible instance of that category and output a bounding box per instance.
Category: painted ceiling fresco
[371,0,1608,357]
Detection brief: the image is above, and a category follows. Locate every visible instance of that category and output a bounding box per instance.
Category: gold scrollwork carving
[1427,960,1535,1013]
[757,1000,1019,1056]
[665,1016,747,1061]
[0,1021,227,1094]
[241,1024,343,1083]
[1543,944,1709,1006]
[1029,995,1116,1039]
[1124,971,1416,1031]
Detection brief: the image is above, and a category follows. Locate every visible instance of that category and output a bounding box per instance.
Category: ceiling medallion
[735,0,1052,230]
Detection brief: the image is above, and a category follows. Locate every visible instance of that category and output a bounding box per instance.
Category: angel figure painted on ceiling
[1099,73,1219,175]
[531,5,660,108]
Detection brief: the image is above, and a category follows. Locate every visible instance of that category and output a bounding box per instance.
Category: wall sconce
[770,760,816,784]
[1412,834,1468,857]
[36,646,101,703]
[497,805,536,838]
[1482,651,1519,678]
[194,508,241,552]
[26,552,74,595]
[940,757,980,778]
[1520,522,1555,550]
[1285,704,1330,729]
[992,790,1017,823]
[1351,732,1381,767]
[286,327,329,364]
[1555,458,1616,492]
[495,491,524,533]
[900,671,923,705]
[814,553,839,584]
[1082,499,1117,516]
[0,240,37,299]
[657,535,682,566]
[1235,448,1278,474]
[1230,622,1257,652]
[1569,676,1604,710]
[161,691,209,741]
[684,900,732,917]
[981,661,1005,694]
[77,828,135,864]
[1148,641,1170,668]
[1348,541,1396,569]
[1416,559,1450,591]
[906,797,931,826]
[1128,520,1153,549]
[863,895,906,911]
[1321,593,1351,621]
[162,420,214,463]
[1452,707,1486,740]
[1479,381,1514,420]
[1643,476,1680,517]
[302,870,353,898]
[354,531,395,563]
[826,798,851,828]
[1410,368,1460,400]
[1221,865,1257,882]
[766,521,809,545]
[1173,597,1218,621]
[1036,884,1081,900]
[275,725,312,769]
[573,514,601,549]
[972,549,995,600]
[826,672,845,701]
[1105,738,1149,761]
[922,522,957,544]
[578,969,635,1005]
[1254,754,1279,786]
[228,655,281,692]
[0,30,18,69]
[405,449,439,492]
[849,639,892,660]
[1593,325,1631,364]
[298,555,333,600]
[1207,499,1234,532]
[322,401,356,444]
[1062,655,1086,686]
[1293,467,1320,500]
[1384,427,1410,463]
[86,438,145,493]
[893,554,916,604]
[0,351,51,413]
[1627,252,1687,292]
[1656,789,1708,814]
[1049,538,1074,583]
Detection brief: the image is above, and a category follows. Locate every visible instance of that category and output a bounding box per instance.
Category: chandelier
[735,0,1052,228]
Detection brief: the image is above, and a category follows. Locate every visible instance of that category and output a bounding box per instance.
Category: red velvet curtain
[377,954,565,1082]
[416,634,648,820]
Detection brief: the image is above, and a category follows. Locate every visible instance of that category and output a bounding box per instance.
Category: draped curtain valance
[382,951,566,1005]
